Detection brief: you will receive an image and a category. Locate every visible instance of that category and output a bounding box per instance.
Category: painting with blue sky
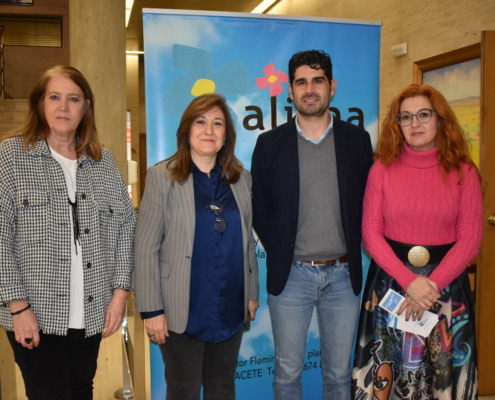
[143,9,380,399]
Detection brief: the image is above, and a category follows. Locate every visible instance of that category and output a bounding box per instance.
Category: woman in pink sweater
[352,84,482,400]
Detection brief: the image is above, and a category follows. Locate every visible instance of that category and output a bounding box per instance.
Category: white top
[50,147,85,329]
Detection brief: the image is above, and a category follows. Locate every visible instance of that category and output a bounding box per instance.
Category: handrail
[114,311,135,399]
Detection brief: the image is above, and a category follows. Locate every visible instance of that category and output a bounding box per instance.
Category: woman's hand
[10,300,40,349]
[248,300,259,320]
[145,314,169,344]
[102,289,128,338]
[397,297,427,321]
[405,276,440,309]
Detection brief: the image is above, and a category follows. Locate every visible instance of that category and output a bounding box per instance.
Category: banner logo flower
[163,44,250,120]
[255,63,289,97]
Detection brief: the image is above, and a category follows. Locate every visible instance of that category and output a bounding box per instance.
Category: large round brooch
[407,246,430,267]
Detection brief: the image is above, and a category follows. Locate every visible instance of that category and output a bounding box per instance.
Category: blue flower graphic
[163,44,250,120]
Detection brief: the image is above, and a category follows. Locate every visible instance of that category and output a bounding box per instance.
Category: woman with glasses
[135,93,259,399]
[353,84,481,400]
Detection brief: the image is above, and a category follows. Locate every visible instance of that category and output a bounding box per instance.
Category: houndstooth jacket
[0,137,135,337]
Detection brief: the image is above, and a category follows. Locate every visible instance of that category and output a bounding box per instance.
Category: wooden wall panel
[126,54,140,207]
[0,329,18,400]
[70,0,127,181]
[0,0,70,99]
[477,30,495,395]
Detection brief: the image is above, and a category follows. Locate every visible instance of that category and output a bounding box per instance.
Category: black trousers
[7,329,102,400]
[160,328,243,400]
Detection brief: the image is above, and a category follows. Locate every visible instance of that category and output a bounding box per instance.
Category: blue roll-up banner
[143,9,381,399]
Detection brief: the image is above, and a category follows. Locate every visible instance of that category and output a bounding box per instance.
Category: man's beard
[294,94,330,117]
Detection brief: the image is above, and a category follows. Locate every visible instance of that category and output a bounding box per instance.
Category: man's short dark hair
[288,50,333,85]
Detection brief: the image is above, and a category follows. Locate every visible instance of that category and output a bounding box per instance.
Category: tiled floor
[481,397,495,399]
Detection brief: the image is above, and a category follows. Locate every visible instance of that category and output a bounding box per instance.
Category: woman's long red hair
[375,84,480,183]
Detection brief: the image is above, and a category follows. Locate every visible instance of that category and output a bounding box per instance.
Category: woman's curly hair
[375,84,480,183]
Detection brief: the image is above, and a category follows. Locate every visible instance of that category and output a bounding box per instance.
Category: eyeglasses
[206,199,226,233]
[396,109,435,127]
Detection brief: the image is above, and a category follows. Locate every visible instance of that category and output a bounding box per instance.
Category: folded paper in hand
[378,288,439,337]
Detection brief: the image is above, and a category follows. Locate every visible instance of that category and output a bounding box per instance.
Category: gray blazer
[134,163,259,334]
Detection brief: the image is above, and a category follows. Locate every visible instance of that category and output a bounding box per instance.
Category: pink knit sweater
[362,144,483,291]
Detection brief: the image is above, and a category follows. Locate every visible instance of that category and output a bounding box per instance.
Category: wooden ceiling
[126,0,264,51]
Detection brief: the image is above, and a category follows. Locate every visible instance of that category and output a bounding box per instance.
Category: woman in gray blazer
[135,93,259,400]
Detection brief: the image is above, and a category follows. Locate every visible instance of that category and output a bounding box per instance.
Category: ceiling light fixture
[251,0,279,14]
[125,0,135,27]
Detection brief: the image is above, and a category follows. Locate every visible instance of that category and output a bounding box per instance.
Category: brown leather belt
[300,255,348,266]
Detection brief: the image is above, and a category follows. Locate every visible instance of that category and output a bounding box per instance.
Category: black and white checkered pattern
[0,137,135,337]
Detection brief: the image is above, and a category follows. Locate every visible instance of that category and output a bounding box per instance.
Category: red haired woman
[353,84,481,399]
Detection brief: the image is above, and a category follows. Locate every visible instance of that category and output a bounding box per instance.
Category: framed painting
[413,44,481,166]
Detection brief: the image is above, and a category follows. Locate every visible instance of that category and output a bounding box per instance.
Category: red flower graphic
[256,63,289,97]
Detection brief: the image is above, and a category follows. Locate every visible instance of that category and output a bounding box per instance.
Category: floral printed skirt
[352,260,478,400]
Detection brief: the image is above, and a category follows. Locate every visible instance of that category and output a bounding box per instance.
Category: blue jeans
[268,260,360,400]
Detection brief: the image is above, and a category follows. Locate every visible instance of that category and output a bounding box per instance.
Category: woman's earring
[223,141,226,146]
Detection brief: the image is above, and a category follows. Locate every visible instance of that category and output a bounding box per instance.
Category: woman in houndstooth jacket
[0,66,135,399]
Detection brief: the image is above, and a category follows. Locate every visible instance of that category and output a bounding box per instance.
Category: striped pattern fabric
[0,137,135,337]
[134,163,259,334]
